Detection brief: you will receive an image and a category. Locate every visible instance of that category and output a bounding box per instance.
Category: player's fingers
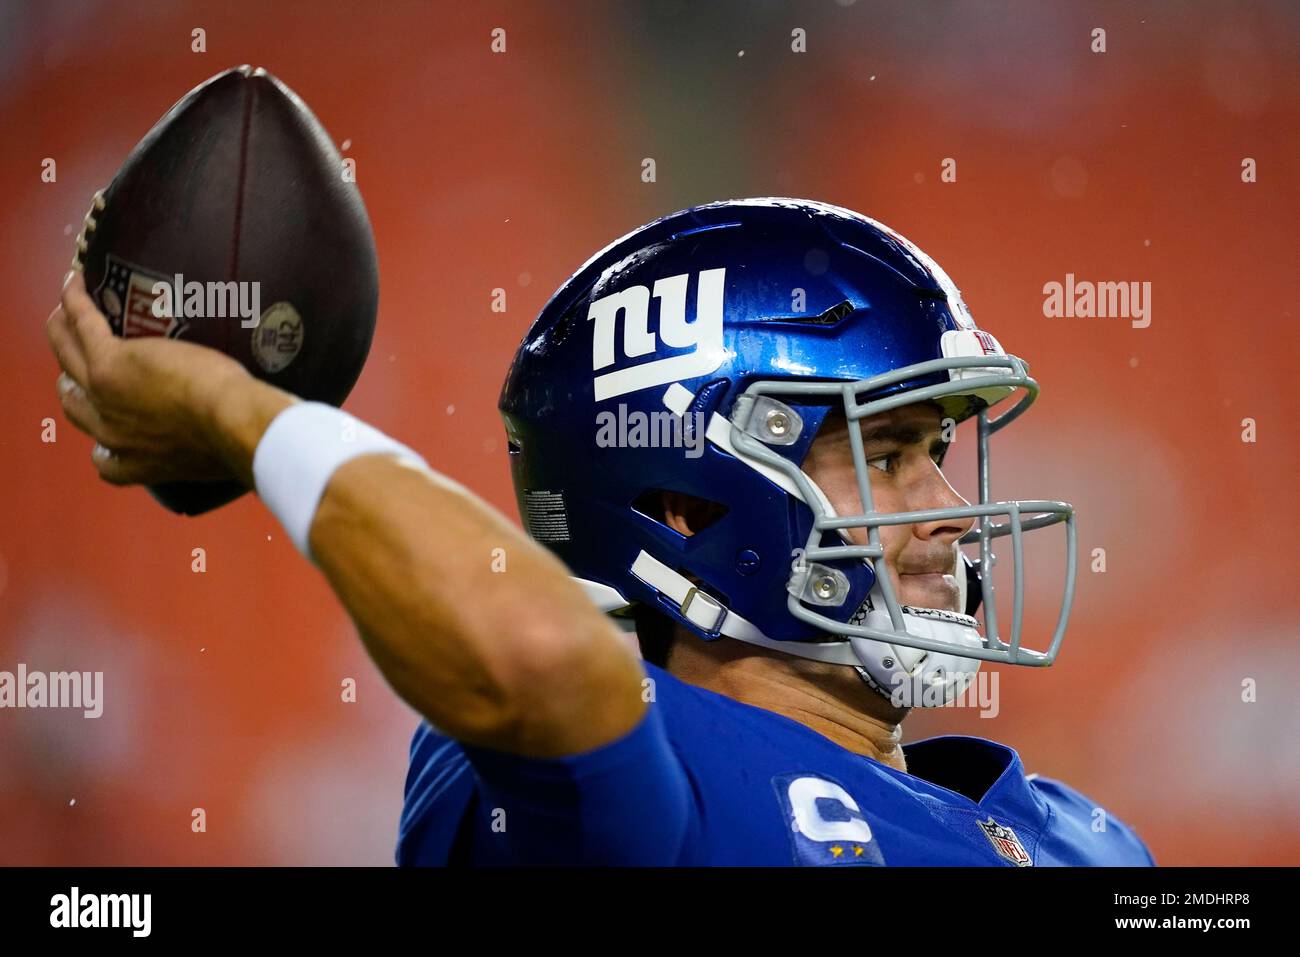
[90,444,153,486]
[61,270,114,360]
[57,373,118,444]
[45,304,89,386]
[91,444,225,486]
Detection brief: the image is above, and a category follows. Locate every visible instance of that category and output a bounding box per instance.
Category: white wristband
[252,402,427,561]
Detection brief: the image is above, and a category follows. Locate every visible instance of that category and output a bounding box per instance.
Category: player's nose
[910,461,975,545]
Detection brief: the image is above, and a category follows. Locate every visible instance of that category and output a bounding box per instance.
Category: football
[73,65,378,515]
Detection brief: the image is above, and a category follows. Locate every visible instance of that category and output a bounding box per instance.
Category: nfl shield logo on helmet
[978,817,1033,866]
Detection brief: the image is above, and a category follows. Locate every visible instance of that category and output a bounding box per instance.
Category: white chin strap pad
[850,585,984,708]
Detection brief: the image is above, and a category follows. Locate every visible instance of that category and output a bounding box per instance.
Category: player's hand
[46,270,254,486]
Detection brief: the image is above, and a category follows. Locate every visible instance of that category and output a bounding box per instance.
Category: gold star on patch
[830,845,844,858]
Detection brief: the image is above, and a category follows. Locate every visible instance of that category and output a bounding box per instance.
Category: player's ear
[661,490,727,537]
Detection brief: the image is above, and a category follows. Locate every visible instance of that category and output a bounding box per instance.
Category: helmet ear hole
[632,489,728,537]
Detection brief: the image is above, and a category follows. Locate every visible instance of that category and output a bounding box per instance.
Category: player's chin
[896,573,961,612]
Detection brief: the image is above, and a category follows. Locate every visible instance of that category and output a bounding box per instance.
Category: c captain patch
[772,773,886,866]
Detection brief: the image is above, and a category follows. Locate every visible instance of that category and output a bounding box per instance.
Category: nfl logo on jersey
[978,817,1033,866]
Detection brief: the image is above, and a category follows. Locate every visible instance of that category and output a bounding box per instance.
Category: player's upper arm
[307,453,649,759]
[479,610,651,758]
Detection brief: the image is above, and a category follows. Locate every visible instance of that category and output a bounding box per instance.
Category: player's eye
[866,453,897,473]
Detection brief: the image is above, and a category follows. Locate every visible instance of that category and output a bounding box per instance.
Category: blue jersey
[397,662,1155,866]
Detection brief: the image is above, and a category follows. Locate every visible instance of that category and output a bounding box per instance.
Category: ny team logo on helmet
[590,268,727,401]
[499,198,1076,708]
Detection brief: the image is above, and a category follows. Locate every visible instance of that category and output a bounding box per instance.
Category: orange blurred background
[2,0,1297,865]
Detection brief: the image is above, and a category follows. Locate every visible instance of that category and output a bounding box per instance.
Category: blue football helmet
[499,198,1076,707]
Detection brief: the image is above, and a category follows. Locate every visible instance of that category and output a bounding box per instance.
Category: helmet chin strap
[622,550,985,709]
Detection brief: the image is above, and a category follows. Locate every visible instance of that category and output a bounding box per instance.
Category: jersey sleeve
[396,722,477,866]
[457,701,696,865]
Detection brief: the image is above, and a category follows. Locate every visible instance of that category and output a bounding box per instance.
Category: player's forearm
[305,455,647,755]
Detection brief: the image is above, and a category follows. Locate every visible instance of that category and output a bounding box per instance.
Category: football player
[47,198,1155,866]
